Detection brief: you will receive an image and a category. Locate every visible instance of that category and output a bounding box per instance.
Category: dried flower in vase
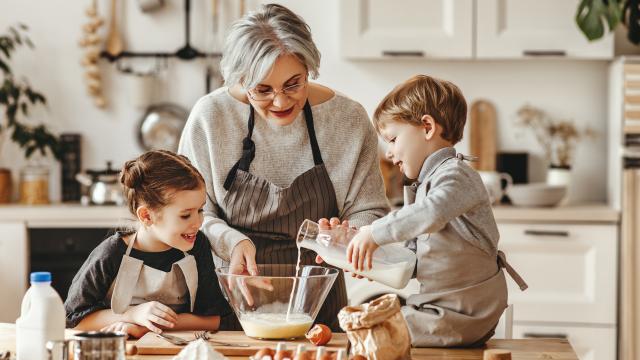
[516,104,596,169]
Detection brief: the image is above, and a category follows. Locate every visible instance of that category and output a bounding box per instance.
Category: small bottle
[296,220,416,289]
[16,272,65,360]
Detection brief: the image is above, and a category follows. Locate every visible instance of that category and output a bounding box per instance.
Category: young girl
[65,150,230,338]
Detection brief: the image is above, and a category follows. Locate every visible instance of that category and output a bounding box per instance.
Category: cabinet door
[0,222,28,322]
[340,0,473,59]
[498,223,617,324]
[476,0,614,59]
[513,324,616,360]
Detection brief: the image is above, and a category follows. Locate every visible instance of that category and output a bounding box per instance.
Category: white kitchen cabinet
[498,223,617,324]
[513,324,616,360]
[0,222,28,323]
[340,0,473,59]
[476,0,613,59]
[340,0,613,59]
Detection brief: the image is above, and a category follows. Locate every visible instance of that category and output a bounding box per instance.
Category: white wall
[0,0,609,203]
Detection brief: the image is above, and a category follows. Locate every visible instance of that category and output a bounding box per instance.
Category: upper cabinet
[340,0,474,59]
[340,0,614,60]
[476,0,613,59]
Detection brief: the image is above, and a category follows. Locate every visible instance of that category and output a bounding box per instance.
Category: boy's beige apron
[107,233,198,314]
[401,154,528,347]
[218,101,347,331]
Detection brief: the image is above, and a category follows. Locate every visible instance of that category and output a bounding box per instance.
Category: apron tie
[497,250,528,291]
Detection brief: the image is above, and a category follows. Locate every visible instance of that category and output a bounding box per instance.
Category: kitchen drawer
[498,223,617,324]
[513,324,616,360]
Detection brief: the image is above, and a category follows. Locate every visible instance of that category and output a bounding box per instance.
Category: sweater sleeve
[64,237,121,328]
[178,98,253,262]
[339,104,390,228]
[370,161,485,246]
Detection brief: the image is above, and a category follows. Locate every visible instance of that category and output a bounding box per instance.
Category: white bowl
[507,183,567,207]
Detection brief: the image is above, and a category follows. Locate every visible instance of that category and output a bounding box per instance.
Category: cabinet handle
[524,230,570,237]
[522,50,567,57]
[523,332,568,339]
[382,50,425,57]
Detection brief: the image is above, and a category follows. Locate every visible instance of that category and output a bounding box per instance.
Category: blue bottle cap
[30,272,52,283]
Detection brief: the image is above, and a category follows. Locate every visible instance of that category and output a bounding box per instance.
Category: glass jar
[0,168,12,203]
[19,166,50,205]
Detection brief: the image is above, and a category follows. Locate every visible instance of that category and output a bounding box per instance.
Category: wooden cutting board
[135,331,349,356]
[469,99,497,171]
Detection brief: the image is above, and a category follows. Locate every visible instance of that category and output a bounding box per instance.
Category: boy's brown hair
[119,150,205,216]
[373,75,467,144]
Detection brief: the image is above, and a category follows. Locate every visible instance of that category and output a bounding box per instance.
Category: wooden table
[0,323,578,359]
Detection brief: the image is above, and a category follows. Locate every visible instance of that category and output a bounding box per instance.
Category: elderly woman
[178,3,388,330]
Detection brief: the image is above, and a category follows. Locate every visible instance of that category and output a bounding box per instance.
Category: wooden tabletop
[0,323,578,359]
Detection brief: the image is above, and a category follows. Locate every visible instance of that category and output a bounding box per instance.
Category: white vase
[546,166,571,205]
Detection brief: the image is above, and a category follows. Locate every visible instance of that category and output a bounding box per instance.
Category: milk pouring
[296,220,416,289]
[16,272,65,360]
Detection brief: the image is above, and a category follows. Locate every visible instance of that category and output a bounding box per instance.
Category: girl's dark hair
[119,150,205,215]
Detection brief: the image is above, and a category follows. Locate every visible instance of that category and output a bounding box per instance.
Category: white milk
[303,241,415,289]
[240,313,313,339]
[321,251,415,289]
[16,272,65,360]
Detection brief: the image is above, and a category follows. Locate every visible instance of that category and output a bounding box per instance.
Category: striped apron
[218,100,347,331]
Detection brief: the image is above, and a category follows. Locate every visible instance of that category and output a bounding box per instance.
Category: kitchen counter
[0,202,620,228]
[0,323,579,359]
[493,203,619,224]
[0,203,132,228]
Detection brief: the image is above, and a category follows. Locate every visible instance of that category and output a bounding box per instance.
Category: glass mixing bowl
[215,264,338,339]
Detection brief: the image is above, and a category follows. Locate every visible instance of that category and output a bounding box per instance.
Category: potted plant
[515,104,596,188]
[575,0,640,44]
[0,24,61,204]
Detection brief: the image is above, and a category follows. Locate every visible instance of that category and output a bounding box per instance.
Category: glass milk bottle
[296,220,416,289]
[16,272,65,360]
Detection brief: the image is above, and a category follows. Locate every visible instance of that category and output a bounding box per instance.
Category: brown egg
[274,350,293,360]
[294,350,314,360]
[349,355,367,360]
[305,324,332,346]
[254,347,275,359]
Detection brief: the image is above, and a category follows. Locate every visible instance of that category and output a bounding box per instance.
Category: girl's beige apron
[218,101,347,331]
[401,154,528,347]
[107,233,198,314]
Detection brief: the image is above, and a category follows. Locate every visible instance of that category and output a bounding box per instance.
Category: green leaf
[576,0,607,41]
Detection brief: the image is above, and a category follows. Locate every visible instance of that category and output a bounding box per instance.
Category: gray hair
[220,3,321,89]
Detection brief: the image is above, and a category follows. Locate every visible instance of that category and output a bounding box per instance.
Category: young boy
[347,75,527,347]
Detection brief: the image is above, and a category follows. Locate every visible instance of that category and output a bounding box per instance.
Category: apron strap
[497,250,528,291]
[302,101,323,166]
[224,106,256,190]
[125,232,138,256]
[223,100,322,190]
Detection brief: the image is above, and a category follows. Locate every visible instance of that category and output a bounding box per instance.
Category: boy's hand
[124,301,177,333]
[347,225,379,271]
[101,321,149,339]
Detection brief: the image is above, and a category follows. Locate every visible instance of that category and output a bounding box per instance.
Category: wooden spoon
[105,0,124,57]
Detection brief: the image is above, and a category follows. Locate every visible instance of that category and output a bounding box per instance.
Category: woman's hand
[230,239,258,275]
[101,321,149,339]
[123,301,177,333]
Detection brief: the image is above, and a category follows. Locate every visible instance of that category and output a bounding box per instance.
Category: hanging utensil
[469,99,497,171]
[105,0,124,57]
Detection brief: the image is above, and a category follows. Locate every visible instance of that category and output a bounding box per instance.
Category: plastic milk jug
[296,220,416,289]
[16,272,65,360]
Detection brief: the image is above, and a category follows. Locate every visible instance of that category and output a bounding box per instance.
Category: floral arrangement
[516,104,596,169]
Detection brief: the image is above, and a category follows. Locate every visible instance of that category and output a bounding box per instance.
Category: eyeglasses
[247,79,308,102]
